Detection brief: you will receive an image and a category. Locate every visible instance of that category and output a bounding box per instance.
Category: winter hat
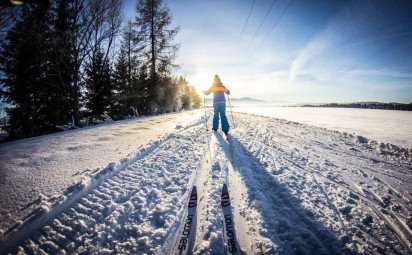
[213,75,223,87]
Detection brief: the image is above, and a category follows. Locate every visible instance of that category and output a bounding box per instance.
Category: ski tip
[190,185,197,194]
[221,184,230,207]
[188,186,197,207]
[222,183,228,192]
[221,184,229,199]
[190,186,197,199]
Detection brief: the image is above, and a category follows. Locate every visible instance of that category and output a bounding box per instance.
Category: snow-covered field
[0,110,411,254]
[234,107,412,149]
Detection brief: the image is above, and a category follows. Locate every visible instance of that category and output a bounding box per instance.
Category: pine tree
[0,4,52,138]
[190,86,202,109]
[159,77,181,112]
[135,0,179,114]
[112,46,129,118]
[179,77,192,110]
[0,6,20,43]
[112,21,147,117]
[46,0,78,127]
[176,76,201,110]
[84,48,114,119]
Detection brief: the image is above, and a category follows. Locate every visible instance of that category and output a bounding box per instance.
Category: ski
[173,186,198,255]
[221,183,241,255]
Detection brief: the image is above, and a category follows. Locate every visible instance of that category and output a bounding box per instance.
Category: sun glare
[188,71,213,93]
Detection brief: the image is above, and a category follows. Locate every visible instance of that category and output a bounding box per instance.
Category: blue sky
[124,0,412,103]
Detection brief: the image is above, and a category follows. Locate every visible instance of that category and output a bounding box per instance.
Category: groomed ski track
[1,112,411,254]
[0,120,209,254]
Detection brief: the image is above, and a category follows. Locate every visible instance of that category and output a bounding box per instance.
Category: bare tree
[47,0,124,124]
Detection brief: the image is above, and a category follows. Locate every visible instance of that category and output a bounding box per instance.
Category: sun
[187,71,213,93]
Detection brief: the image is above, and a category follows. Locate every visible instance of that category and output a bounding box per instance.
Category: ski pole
[227,95,235,128]
[203,95,208,131]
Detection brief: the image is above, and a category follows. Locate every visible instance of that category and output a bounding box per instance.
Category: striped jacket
[205,86,230,104]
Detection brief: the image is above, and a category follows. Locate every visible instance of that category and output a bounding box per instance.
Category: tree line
[301,102,412,111]
[0,0,201,141]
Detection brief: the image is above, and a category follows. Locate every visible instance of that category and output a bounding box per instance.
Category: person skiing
[203,75,231,135]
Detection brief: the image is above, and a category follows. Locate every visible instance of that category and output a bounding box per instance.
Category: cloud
[170,0,412,103]
[288,1,412,85]
[288,38,330,84]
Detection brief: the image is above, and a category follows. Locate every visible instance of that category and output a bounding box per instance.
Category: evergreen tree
[190,86,202,109]
[159,77,181,112]
[112,21,147,117]
[176,76,201,110]
[46,0,78,127]
[0,4,52,138]
[135,0,179,114]
[112,46,129,118]
[179,77,192,110]
[0,6,20,44]
[84,48,114,119]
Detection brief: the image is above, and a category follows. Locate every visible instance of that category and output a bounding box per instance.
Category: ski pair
[173,184,240,255]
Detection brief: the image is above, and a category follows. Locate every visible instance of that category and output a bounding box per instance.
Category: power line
[246,0,277,49]
[256,0,295,50]
[237,0,256,47]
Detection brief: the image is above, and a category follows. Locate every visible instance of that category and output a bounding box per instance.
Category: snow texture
[235,106,412,149]
[0,111,411,254]
[0,111,202,233]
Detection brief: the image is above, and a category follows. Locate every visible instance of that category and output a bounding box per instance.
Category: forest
[0,0,201,141]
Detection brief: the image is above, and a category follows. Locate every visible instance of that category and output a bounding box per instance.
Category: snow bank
[346,133,411,161]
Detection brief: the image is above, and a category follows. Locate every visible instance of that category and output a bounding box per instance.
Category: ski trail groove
[159,132,213,255]
[260,135,412,254]
[228,136,350,254]
[234,113,412,254]
[0,123,207,254]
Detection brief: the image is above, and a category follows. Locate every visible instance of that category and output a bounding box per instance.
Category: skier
[203,75,231,135]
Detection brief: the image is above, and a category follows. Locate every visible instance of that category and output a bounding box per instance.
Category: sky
[124,0,412,103]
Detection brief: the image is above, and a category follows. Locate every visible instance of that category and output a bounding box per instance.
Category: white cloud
[288,38,330,84]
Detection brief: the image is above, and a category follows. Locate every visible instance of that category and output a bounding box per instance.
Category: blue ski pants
[213,103,230,132]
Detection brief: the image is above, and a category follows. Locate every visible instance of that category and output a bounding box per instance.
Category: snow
[0,110,411,254]
[0,111,202,233]
[234,106,412,149]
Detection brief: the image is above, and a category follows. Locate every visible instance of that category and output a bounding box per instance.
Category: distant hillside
[301,102,412,111]
[228,97,266,103]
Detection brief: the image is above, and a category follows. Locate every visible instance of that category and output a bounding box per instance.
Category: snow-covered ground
[234,107,412,149]
[0,111,202,234]
[0,111,411,254]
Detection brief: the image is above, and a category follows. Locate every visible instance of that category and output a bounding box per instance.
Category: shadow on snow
[216,133,354,255]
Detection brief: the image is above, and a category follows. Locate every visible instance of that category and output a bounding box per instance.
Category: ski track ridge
[227,135,351,254]
[1,113,411,254]
[235,114,412,255]
[0,119,207,254]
